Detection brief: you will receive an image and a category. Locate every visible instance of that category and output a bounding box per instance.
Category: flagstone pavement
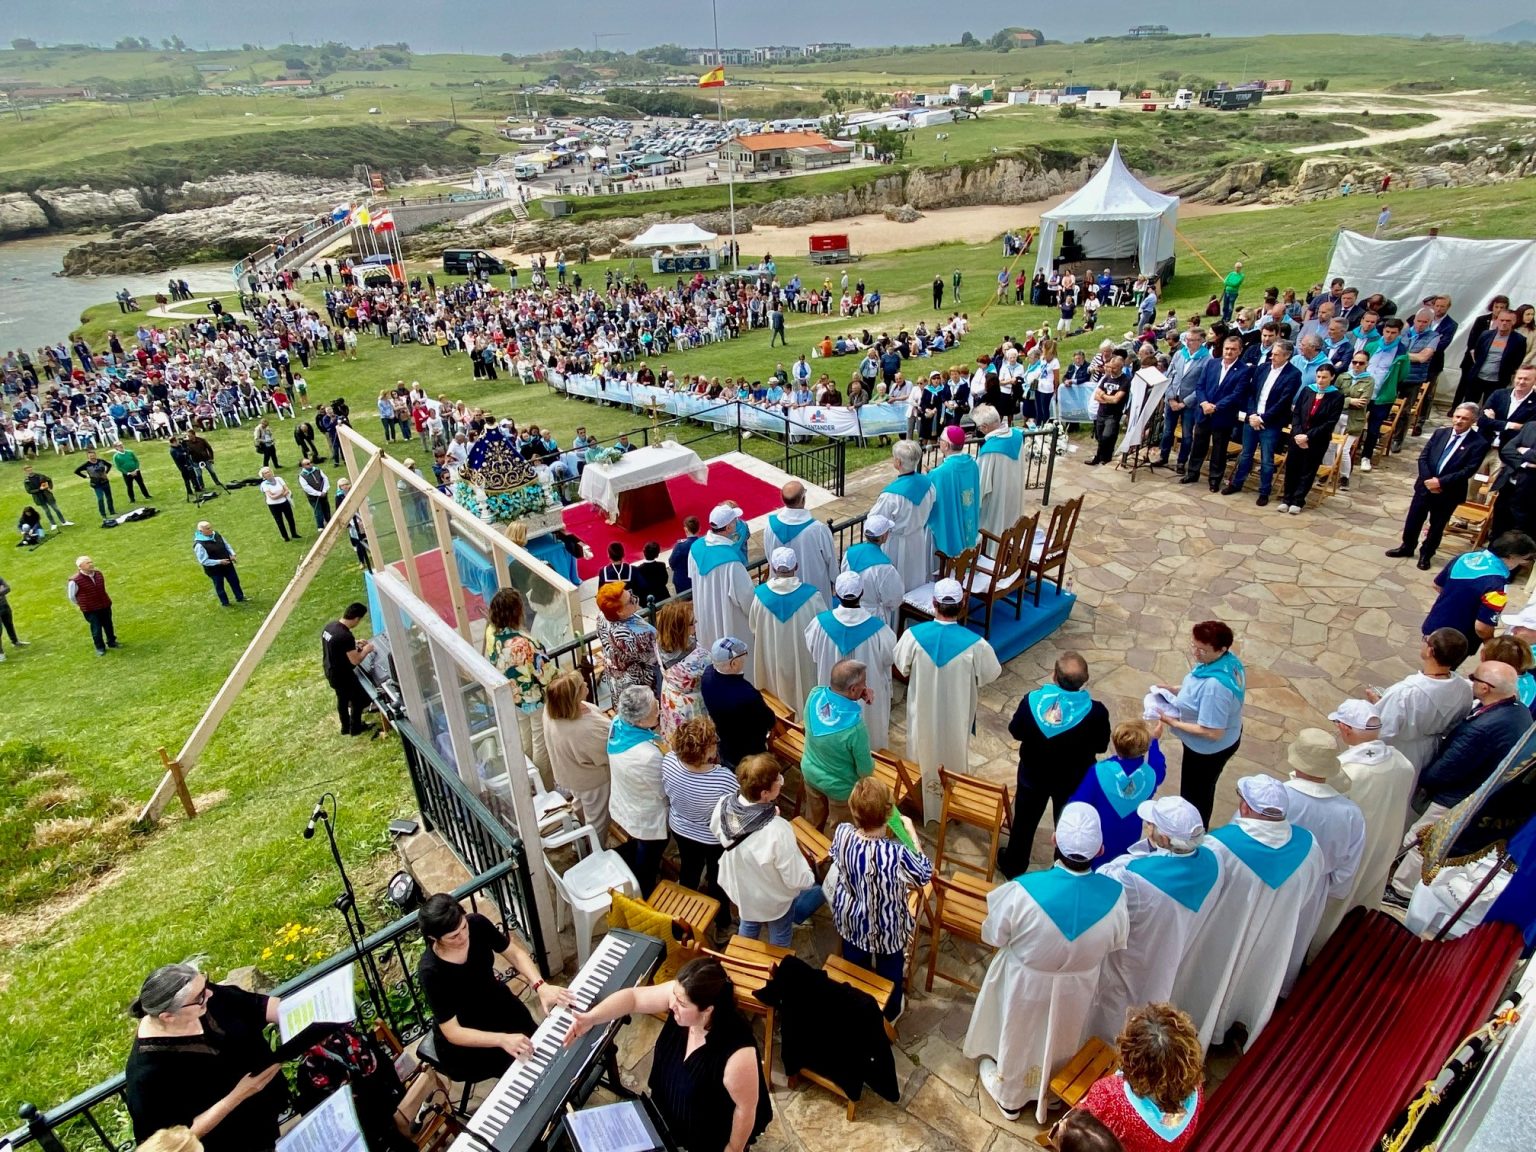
[422,428,1511,1151]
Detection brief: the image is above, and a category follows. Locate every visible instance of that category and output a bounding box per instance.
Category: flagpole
[711,0,737,270]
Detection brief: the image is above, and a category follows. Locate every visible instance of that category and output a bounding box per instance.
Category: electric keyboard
[448,929,665,1152]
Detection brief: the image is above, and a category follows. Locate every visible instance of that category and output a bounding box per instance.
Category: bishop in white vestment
[868,440,935,592]
[805,571,896,752]
[688,503,755,652]
[761,480,837,603]
[747,548,826,719]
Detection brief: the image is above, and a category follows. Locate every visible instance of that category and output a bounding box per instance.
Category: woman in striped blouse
[829,777,934,1020]
[662,717,740,931]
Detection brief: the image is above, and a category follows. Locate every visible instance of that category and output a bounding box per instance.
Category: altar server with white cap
[840,513,905,629]
[747,547,826,716]
[688,502,754,651]
[804,570,897,753]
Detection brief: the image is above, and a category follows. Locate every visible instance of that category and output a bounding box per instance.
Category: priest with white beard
[747,547,826,718]
[964,803,1129,1123]
[761,480,836,603]
[1089,796,1225,1046]
[688,502,754,652]
[805,571,896,753]
[1281,728,1366,957]
[1172,775,1329,1052]
[892,577,1002,821]
[1325,699,1415,940]
[868,440,936,592]
[973,403,1027,540]
[841,514,904,630]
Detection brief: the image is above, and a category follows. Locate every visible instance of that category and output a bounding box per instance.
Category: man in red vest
[66,555,118,655]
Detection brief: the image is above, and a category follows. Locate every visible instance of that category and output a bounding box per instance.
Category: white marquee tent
[629,222,719,248]
[1032,142,1179,280]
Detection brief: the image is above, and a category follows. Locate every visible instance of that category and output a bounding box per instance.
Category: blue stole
[814,610,885,655]
[753,582,820,623]
[806,686,862,736]
[929,453,980,558]
[909,620,982,668]
[1190,651,1246,703]
[1449,550,1509,582]
[1093,756,1160,819]
[1126,847,1222,913]
[692,541,741,577]
[1016,865,1123,942]
[768,513,813,544]
[978,428,1023,460]
[607,718,660,757]
[844,542,891,574]
[1520,671,1536,709]
[1120,1076,1199,1144]
[1028,684,1092,734]
[882,471,933,513]
[1209,823,1314,890]
[731,520,750,564]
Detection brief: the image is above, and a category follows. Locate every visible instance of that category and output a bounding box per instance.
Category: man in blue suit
[1181,335,1252,490]
[1223,339,1303,507]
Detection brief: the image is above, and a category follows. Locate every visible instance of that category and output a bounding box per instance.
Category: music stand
[1117,368,1171,482]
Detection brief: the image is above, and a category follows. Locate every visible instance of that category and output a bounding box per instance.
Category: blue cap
[710,636,748,665]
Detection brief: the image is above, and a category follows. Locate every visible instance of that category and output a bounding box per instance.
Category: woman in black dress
[124,964,287,1152]
[417,894,571,1082]
[916,372,951,444]
[566,956,770,1152]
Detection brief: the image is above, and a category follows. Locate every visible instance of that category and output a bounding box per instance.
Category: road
[1283,89,1536,154]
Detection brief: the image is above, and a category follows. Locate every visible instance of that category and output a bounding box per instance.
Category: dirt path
[1284,89,1536,154]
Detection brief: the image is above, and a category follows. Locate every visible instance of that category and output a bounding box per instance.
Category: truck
[1084,89,1122,109]
[442,249,505,276]
[512,162,543,180]
[1200,87,1263,111]
[1170,89,1194,110]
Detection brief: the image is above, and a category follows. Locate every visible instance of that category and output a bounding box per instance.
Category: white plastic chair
[541,824,638,966]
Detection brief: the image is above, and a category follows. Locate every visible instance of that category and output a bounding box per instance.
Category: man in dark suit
[1456,309,1527,408]
[1386,402,1491,569]
[1477,364,1536,448]
[1181,335,1252,490]
[1223,339,1302,507]
[1489,366,1536,542]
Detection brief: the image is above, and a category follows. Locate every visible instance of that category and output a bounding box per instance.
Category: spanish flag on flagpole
[698,66,725,89]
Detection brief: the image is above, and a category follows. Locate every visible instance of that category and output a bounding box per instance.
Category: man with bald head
[193,520,246,606]
[1389,659,1530,902]
[762,479,836,602]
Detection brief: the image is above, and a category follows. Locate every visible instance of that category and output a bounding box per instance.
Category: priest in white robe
[747,547,825,719]
[841,513,904,630]
[973,403,1027,540]
[1328,699,1416,938]
[929,424,981,561]
[762,480,836,603]
[1282,728,1367,959]
[1172,775,1329,1052]
[805,571,896,752]
[964,803,1130,1122]
[892,577,1002,821]
[868,440,935,592]
[688,502,754,653]
[1089,796,1225,1045]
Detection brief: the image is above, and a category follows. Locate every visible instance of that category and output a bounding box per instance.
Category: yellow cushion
[607,890,688,982]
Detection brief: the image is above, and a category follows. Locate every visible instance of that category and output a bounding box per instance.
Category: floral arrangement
[588,445,627,467]
[454,479,551,524]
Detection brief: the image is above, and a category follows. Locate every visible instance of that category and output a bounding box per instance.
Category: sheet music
[1143,685,1181,721]
[565,1101,654,1152]
[277,1085,366,1152]
[278,964,356,1041]
[1120,368,1170,454]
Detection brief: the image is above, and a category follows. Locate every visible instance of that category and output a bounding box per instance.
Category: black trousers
[0,601,19,644]
[178,466,202,496]
[257,443,280,469]
[122,471,150,501]
[83,607,118,653]
[617,837,668,898]
[331,680,369,734]
[1282,439,1331,508]
[1400,487,1460,559]
[1179,738,1242,829]
[268,500,299,540]
[1000,770,1090,879]
[1184,418,1235,486]
[674,834,731,928]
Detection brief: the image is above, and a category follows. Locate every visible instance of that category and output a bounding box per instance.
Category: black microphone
[303,801,325,839]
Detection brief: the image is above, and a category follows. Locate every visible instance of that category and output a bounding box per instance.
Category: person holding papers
[416,894,570,1083]
[125,963,287,1151]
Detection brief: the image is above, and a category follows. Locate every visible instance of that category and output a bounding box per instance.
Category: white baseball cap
[1136,796,1206,844]
[1503,603,1536,631]
[1237,775,1289,819]
[834,570,865,599]
[933,577,966,605]
[770,546,799,572]
[864,514,894,538]
[1327,699,1382,731]
[708,503,740,530]
[1055,802,1103,861]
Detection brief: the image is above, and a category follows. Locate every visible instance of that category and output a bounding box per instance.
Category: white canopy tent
[629,221,719,248]
[1325,230,1536,370]
[1033,142,1179,280]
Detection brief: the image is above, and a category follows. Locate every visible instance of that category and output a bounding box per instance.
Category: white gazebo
[1033,142,1179,281]
[629,221,722,274]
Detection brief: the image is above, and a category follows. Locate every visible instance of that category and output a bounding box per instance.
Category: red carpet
[389,550,488,626]
[562,460,783,581]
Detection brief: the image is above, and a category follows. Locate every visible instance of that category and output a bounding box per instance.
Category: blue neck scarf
[753,582,820,623]
[815,610,886,656]
[768,513,813,543]
[607,718,659,757]
[1520,671,1536,709]
[1449,550,1509,582]
[978,428,1023,459]
[909,620,982,668]
[692,541,742,577]
[1210,823,1314,889]
[1190,651,1246,703]
[844,542,891,573]
[1016,865,1123,941]
[882,472,933,508]
[1093,757,1159,819]
[806,686,863,737]
[1126,847,1221,913]
[1121,1076,1199,1144]
[1028,684,1092,733]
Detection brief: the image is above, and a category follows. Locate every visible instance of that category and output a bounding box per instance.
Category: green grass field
[3,167,1536,1120]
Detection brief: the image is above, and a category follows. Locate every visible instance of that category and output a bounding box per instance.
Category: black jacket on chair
[1418,426,1490,503]
[753,956,899,1104]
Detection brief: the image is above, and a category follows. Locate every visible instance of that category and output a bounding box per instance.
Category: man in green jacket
[111,443,151,503]
[1221,261,1245,322]
[1360,316,1410,470]
[800,658,875,831]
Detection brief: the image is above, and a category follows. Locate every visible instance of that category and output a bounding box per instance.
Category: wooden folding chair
[767,719,807,819]
[788,957,900,1118]
[1030,1037,1121,1145]
[760,689,797,725]
[872,747,923,818]
[933,767,1012,881]
[644,879,720,947]
[1446,475,1497,550]
[1025,494,1084,606]
[1307,434,1347,505]
[707,935,793,1080]
[1372,399,1407,466]
[924,872,997,992]
[791,816,832,870]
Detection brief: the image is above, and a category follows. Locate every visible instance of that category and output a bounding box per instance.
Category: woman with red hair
[595,581,660,695]
[1156,620,1244,826]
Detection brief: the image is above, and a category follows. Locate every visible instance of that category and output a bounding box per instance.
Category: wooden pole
[138,455,385,825]
[159,747,197,819]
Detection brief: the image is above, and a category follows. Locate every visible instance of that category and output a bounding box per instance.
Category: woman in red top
[1077,1003,1203,1152]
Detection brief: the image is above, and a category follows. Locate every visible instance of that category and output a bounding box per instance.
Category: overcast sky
[2,1,1519,54]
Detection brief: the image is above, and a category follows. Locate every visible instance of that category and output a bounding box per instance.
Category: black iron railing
[7,861,522,1152]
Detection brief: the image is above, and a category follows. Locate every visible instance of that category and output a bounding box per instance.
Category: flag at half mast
[698,66,725,89]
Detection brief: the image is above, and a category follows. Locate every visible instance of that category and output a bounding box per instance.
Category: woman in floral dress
[656,601,712,741]
[595,581,661,696]
[484,588,554,775]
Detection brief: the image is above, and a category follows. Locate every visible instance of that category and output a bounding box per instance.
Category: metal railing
[7,860,522,1152]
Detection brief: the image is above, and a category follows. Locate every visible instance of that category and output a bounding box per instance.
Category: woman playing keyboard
[418,894,571,1082]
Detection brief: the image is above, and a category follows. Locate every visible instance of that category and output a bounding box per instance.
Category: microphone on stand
[303,800,326,840]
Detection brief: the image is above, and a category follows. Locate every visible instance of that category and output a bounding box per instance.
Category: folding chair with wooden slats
[1372,398,1408,465]
[1308,433,1348,505]
[787,956,900,1119]
[934,767,1012,881]
[760,688,797,725]
[1446,475,1497,550]
[706,935,794,1080]
[872,747,923,819]
[924,872,998,992]
[791,816,832,870]
[767,719,807,818]
[1026,494,1084,606]
[644,878,720,948]
[1031,1036,1122,1144]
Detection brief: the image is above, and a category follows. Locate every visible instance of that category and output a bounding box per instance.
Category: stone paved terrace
[418,425,1508,1151]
